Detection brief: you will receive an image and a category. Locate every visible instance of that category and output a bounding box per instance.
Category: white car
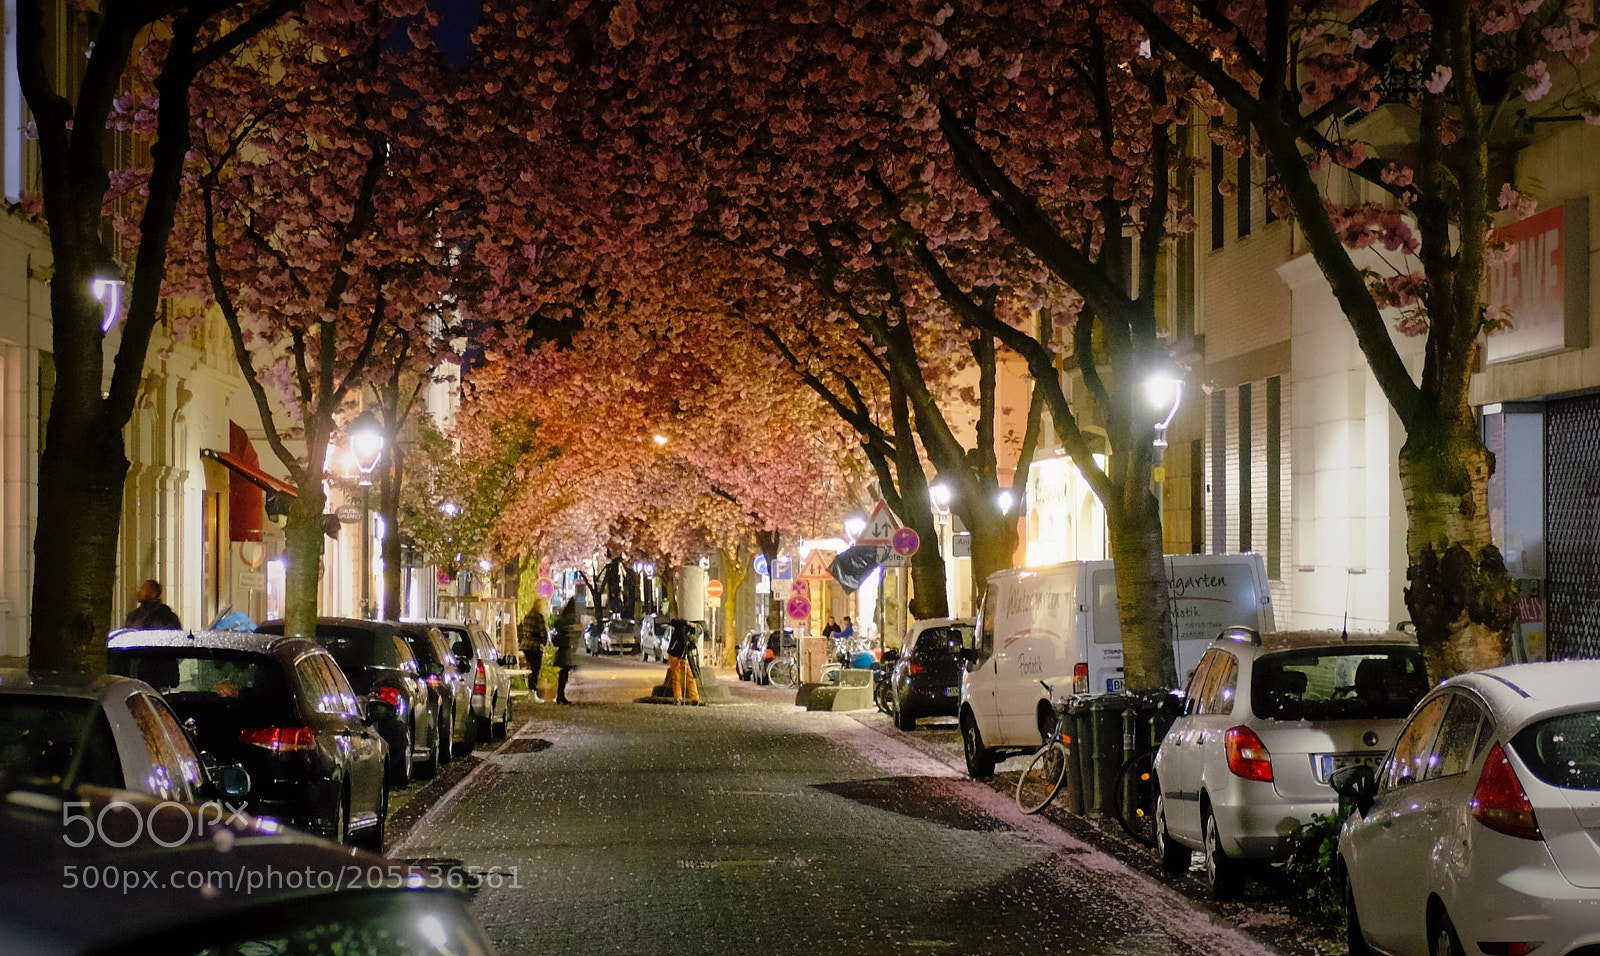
[1152,628,1427,898]
[1335,659,1600,956]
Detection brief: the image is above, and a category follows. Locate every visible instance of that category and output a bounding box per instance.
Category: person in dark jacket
[552,599,581,704]
[123,580,182,630]
[517,606,548,704]
[665,618,701,705]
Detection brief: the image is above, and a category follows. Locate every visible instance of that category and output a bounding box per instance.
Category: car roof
[1212,628,1419,654]
[1438,659,1600,733]
[0,786,451,953]
[0,668,163,706]
[107,628,318,658]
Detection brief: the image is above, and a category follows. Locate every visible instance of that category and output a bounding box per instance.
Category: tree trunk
[756,530,782,632]
[283,485,329,638]
[380,445,403,618]
[1107,498,1177,692]
[31,420,129,673]
[1399,427,1516,678]
[964,508,1019,613]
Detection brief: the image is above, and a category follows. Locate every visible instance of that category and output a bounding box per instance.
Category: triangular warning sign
[799,550,834,582]
[857,500,901,545]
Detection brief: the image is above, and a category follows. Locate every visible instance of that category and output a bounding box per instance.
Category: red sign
[892,527,921,556]
[706,579,724,600]
[1485,201,1588,363]
[436,571,451,585]
[536,578,555,600]
[786,595,810,620]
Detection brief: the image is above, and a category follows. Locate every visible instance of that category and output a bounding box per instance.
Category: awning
[200,448,298,497]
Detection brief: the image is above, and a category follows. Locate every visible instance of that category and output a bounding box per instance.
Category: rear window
[1513,711,1600,791]
[911,626,971,660]
[1250,646,1428,721]
[109,649,295,723]
[0,696,123,791]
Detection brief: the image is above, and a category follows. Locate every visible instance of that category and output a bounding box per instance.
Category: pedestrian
[123,579,182,630]
[552,598,581,704]
[822,616,840,638]
[666,618,701,705]
[517,605,548,704]
[838,616,855,640]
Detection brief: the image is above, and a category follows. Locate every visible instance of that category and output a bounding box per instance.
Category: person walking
[552,598,581,704]
[123,580,182,630]
[517,605,548,704]
[666,618,701,705]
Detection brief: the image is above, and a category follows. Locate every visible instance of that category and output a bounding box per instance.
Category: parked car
[0,669,248,803]
[752,629,796,685]
[962,553,1275,779]
[639,615,673,662]
[599,617,639,655]
[889,618,974,731]
[734,630,765,681]
[1334,659,1600,956]
[257,618,432,787]
[1152,627,1427,898]
[392,621,473,765]
[0,784,494,956]
[106,629,391,849]
[423,618,513,741]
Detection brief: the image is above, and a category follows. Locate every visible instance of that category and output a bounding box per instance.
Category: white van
[958,553,1274,778]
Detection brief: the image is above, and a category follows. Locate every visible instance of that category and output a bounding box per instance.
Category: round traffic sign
[436,570,451,585]
[706,579,725,600]
[790,579,810,599]
[753,554,769,576]
[892,527,921,556]
[536,578,555,599]
[785,595,811,620]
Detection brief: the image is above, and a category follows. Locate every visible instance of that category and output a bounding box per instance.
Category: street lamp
[929,482,952,515]
[653,434,669,446]
[996,490,1015,515]
[844,515,867,541]
[1146,372,1184,449]
[348,411,385,619]
[92,251,126,333]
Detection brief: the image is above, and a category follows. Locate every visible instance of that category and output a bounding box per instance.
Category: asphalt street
[390,654,1289,956]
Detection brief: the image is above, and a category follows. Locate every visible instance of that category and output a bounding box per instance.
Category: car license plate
[1320,753,1385,780]
[1107,678,1125,693]
[943,687,960,697]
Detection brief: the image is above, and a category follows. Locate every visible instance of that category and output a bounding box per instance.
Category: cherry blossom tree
[1119,0,1594,678]
[19,0,303,672]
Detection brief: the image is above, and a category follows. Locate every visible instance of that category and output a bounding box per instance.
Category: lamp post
[1145,371,1184,547]
[349,411,385,618]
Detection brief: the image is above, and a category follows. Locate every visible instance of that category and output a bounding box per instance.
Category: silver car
[1152,628,1427,899]
[0,668,246,803]
[422,619,513,741]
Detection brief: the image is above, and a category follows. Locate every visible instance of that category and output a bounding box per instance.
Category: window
[1237,127,1252,239]
[1426,695,1487,780]
[127,695,200,804]
[1091,569,1119,644]
[1182,650,1217,717]
[1382,696,1449,790]
[1238,383,1252,552]
[1197,651,1239,716]
[1211,140,1226,250]
[297,654,359,718]
[1267,377,1282,578]
[1513,710,1600,791]
[1210,391,1227,554]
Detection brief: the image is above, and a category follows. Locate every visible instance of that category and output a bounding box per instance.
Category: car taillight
[473,660,486,697]
[425,674,442,690]
[1072,662,1088,694]
[239,726,316,752]
[908,664,925,675]
[1472,743,1542,841]
[375,686,404,708]
[1225,726,1274,781]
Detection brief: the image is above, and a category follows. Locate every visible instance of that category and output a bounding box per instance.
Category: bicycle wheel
[767,658,795,687]
[1015,741,1069,814]
[1114,750,1160,846]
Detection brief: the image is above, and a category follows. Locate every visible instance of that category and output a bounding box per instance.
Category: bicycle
[1015,681,1070,814]
[1113,748,1160,846]
[766,652,801,688]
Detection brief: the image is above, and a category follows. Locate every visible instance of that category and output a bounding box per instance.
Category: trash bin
[1063,690,1183,817]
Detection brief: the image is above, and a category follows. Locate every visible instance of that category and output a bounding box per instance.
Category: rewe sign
[1485,199,1589,364]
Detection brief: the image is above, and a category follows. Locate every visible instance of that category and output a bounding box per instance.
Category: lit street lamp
[844,515,867,541]
[348,411,385,618]
[92,251,126,333]
[1146,372,1184,449]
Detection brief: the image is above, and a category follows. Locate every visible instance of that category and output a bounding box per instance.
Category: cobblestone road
[391,654,1290,956]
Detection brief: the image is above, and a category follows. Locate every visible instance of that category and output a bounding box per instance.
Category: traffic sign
[436,570,451,585]
[773,554,793,581]
[706,579,725,600]
[892,527,921,557]
[753,554,769,577]
[857,500,900,545]
[785,595,811,620]
[799,550,834,582]
[536,578,555,599]
[790,579,810,600]
[707,596,722,609]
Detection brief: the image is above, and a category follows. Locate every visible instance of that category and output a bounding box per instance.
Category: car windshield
[0,695,124,792]
[1513,710,1600,791]
[912,625,971,660]
[607,621,634,636]
[1250,646,1428,721]
[109,649,295,724]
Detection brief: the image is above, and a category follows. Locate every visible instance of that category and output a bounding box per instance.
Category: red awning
[201,448,298,497]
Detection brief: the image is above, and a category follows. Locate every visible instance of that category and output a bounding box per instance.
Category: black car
[393,620,474,764]
[890,619,974,730]
[1,785,493,956]
[257,618,434,787]
[106,629,390,849]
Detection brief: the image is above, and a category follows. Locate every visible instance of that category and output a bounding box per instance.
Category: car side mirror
[1330,764,1378,817]
[365,697,399,725]
[219,764,251,797]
